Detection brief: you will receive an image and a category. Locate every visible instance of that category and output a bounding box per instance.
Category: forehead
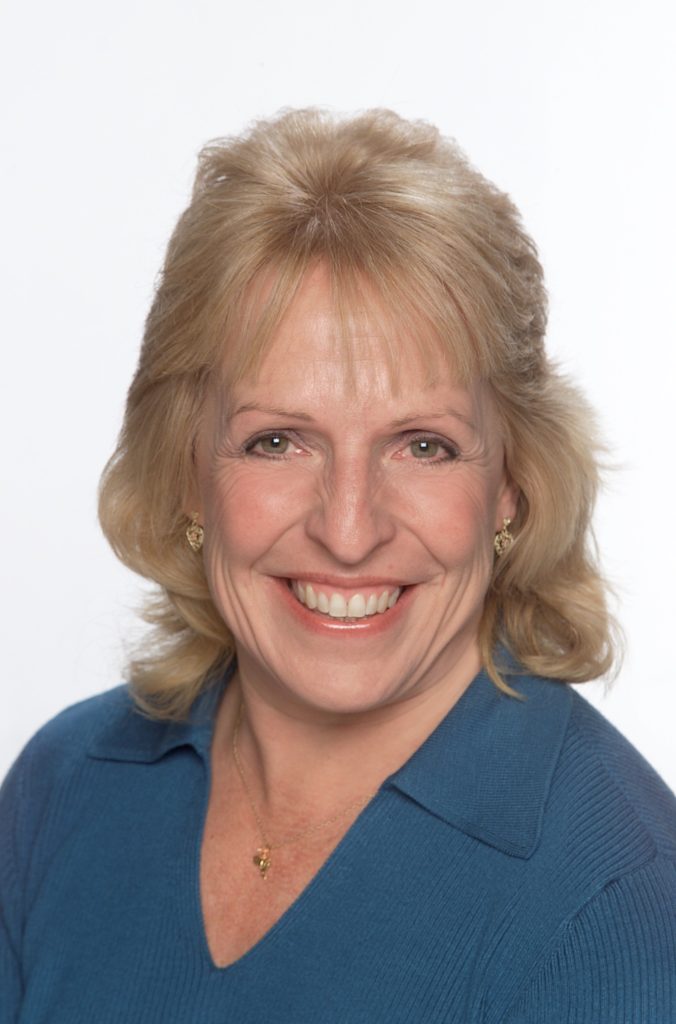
[209,266,500,440]
[219,263,472,409]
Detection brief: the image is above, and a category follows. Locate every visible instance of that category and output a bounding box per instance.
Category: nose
[303,448,396,565]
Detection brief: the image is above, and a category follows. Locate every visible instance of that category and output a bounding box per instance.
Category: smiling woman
[1,109,674,1022]
[190,264,516,723]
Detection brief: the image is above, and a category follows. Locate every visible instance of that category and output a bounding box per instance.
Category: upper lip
[280,574,411,589]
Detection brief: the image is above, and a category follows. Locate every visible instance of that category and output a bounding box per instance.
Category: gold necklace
[232,704,374,879]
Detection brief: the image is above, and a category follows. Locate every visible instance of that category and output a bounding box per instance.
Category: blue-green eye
[410,439,440,459]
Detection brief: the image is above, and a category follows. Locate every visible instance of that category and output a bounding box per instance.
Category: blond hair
[99,108,618,718]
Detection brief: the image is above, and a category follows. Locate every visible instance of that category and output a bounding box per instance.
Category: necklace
[232,704,374,879]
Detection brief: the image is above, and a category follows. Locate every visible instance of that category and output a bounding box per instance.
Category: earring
[186,512,204,552]
[494,517,513,557]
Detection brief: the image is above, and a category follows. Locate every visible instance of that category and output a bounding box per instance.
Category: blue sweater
[1,668,675,1023]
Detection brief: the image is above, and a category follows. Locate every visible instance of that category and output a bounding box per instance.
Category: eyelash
[242,431,303,459]
[242,431,461,464]
[403,432,461,463]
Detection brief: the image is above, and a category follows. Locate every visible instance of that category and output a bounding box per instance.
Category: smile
[289,580,403,619]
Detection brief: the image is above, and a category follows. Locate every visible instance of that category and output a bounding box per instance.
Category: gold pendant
[253,846,271,879]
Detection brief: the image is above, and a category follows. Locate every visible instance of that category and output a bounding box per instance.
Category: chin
[234,639,410,717]
[281,674,408,717]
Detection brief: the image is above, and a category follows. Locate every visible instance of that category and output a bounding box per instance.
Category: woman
[1,109,674,1023]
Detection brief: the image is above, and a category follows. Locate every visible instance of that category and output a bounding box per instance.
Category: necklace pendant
[253,846,272,879]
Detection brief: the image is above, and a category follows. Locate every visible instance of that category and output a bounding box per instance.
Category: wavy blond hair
[99,108,618,718]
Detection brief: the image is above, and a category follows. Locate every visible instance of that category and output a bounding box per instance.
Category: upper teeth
[291,580,402,619]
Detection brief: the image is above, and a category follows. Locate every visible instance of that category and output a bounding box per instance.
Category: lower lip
[271,578,414,636]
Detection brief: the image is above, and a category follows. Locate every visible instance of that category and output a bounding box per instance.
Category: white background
[1,0,675,787]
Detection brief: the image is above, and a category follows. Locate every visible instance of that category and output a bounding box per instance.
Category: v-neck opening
[190,761,384,973]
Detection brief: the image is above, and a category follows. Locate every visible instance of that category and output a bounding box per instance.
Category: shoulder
[0,687,140,938]
[2,686,140,798]
[486,670,676,909]
[0,687,138,849]
[531,681,676,887]
[1,680,219,853]
[0,685,177,861]
[499,681,676,1021]
[560,688,676,860]
[20,685,137,760]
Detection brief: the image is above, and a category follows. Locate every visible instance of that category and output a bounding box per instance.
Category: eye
[410,438,440,459]
[244,432,293,457]
[258,434,289,454]
[402,434,460,462]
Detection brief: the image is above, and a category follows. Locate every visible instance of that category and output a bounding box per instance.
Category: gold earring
[186,512,204,552]
[494,517,513,557]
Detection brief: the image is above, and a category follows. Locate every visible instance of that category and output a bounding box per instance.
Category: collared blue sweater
[1,668,675,1023]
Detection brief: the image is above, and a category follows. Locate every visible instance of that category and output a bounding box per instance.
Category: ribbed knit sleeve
[0,895,21,1024]
[502,857,676,1023]
[0,753,26,1024]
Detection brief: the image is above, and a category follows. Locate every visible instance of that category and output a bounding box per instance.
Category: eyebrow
[231,402,315,421]
[231,402,476,431]
[389,409,476,430]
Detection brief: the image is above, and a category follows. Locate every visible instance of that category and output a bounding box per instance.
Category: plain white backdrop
[1,0,675,787]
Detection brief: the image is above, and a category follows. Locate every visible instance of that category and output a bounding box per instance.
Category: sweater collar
[87,676,227,764]
[386,669,572,858]
[88,663,572,859]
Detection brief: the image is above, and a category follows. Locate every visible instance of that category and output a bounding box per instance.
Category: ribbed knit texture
[1,668,674,1023]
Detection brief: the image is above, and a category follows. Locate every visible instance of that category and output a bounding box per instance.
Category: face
[192,265,517,719]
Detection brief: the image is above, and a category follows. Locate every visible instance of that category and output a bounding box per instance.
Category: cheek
[200,465,311,561]
[399,473,498,558]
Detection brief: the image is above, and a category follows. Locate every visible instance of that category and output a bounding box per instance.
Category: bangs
[209,256,486,401]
